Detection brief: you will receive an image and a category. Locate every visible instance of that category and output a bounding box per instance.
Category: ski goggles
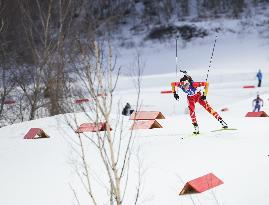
[182,81,190,87]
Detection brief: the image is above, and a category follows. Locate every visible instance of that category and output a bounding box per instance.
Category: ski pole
[175,32,180,81]
[205,34,218,82]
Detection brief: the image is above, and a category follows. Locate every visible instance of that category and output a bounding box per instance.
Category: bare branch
[77,134,98,205]
[0,19,4,33]
[69,183,81,205]
[64,37,143,205]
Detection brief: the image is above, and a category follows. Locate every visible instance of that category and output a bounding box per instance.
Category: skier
[252,95,263,112]
[171,74,228,134]
[256,69,263,87]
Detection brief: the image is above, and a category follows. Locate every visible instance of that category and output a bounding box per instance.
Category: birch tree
[66,39,144,205]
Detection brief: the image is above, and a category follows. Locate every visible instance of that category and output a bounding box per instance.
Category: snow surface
[1,65,269,204]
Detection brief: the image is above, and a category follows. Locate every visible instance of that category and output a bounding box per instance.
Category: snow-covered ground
[1,9,269,204]
[1,65,269,204]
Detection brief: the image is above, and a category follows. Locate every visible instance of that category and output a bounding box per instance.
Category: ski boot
[192,123,199,135]
[218,118,228,129]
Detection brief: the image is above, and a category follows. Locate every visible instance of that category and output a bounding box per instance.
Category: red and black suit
[171,80,223,126]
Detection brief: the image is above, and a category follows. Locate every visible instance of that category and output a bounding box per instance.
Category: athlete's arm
[192,82,209,96]
[171,82,184,92]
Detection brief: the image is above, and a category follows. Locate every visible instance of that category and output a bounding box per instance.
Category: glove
[173,92,179,100]
[200,95,206,100]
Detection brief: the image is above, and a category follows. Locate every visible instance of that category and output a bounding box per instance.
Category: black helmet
[180,74,193,83]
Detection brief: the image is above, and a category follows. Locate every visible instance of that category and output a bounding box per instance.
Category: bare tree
[9,0,54,120]
[0,1,18,126]
[0,19,3,33]
[44,0,75,116]
[64,39,144,204]
[0,0,6,120]
[0,52,16,125]
[11,0,74,120]
[0,0,4,33]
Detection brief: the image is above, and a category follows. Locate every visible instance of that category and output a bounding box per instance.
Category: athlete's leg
[253,105,259,112]
[198,98,221,120]
[199,98,228,128]
[188,99,197,124]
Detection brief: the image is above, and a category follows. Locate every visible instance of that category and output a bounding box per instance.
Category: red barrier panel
[243,85,255,89]
[24,128,49,139]
[76,122,112,133]
[130,111,165,120]
[161,90,173,94]
[97,93,107,97]
[179,173,223,195]
[245,111,269,117]
[130,120,162,130]
[4,100,16,105]
[75,98,90,104]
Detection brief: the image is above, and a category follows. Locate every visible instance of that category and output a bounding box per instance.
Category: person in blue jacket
[256,69,263,87]
[252,95,264,112]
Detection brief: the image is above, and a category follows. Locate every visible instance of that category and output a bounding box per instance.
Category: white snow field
[1,66,269,205]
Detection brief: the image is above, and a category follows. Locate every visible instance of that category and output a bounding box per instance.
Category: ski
[179,132,204,139]
[211,128,237,132]
[180,128,237,139]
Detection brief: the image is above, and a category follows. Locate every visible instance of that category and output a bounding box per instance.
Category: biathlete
[171,75,228,134]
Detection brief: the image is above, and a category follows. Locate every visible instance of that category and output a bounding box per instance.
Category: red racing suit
[171,81,221,124]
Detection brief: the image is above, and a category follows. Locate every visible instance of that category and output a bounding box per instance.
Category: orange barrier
[245,111,268,117]
[130,111,165,120]
[179,173,223,195]
[76,122,112,133]
[4,100,16,105]
[130,120,162,130]
[161,90,173,94]
[243,85,255,88]
[75,98,90,104]
[24,128,49,139]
